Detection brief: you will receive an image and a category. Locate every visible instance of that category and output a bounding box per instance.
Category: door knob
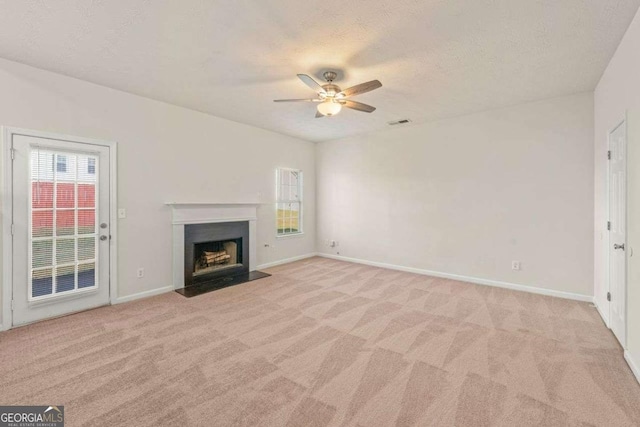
[614,243,625,250]
[100,235,108,241]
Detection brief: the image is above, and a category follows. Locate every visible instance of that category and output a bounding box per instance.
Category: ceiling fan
[274,71,382,117]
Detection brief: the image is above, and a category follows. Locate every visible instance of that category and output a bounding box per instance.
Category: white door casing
[609,120,627,347]
[6,130,116,327]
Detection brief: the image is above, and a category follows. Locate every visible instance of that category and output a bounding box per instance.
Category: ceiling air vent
[388,119,412,126]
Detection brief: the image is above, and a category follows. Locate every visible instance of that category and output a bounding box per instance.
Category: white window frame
[276,168,303,237]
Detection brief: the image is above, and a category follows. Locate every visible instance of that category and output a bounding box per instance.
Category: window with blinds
[276,168,302,236]
[30,149,99,300]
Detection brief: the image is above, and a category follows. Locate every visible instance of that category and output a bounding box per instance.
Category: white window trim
[276,168,303,238]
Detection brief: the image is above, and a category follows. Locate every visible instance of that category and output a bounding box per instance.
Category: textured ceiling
[0,1,638,142]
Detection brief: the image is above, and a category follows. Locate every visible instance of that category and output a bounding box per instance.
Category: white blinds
[30,149,99,299]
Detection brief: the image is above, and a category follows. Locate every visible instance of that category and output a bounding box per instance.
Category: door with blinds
[11,132,111,326]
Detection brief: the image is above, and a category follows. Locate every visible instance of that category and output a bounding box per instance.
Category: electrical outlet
[330,240,337,248]
[137,268,144,278]
[118,208,126,219]
[511,261,521,271]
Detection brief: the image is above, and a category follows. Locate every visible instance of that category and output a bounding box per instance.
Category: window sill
[276,232,305,239]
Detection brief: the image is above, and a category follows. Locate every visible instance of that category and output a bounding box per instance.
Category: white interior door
[609,120,627,347]
[11,133,111,326]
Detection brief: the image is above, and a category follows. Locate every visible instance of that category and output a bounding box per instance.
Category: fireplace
[184,221,249,287]
[169,203,270,297]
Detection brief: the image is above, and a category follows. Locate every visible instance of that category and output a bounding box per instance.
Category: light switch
[118,208,126,219]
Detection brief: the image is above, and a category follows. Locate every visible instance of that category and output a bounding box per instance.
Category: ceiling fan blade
[297,74,326,94]
[273,98,322,102]
[338,80,382,98]
[315,110,324,118]
[341,100,376,113]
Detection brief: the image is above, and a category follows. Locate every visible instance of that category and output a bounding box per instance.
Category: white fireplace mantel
[167,202,259,289]
[166,202,260,224]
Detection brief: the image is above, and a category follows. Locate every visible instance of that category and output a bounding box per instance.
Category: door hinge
[607,221,611,231]
[607,292,611,302]
[11,223,15,235]
[11,300,15,311]
[608,150,611,160]
[10,148,15,160]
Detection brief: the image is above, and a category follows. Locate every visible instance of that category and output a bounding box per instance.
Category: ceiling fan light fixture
[317,100,342,116]
[274,72,381,118]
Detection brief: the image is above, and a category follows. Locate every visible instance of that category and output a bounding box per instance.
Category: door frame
[1,127,118,330]
[606,116,628,347]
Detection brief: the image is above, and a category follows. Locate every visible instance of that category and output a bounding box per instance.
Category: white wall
[0,58,316,325]
[594,7,640,380]
[317,93,594,298]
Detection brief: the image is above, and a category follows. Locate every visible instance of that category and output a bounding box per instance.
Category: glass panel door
[11,131,111,327]
[30,149,99,300]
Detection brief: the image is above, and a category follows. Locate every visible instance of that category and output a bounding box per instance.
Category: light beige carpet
[1,257,639,426]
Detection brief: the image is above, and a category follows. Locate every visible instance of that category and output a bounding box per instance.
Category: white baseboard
[256,252,318,270]
[318,253,593,302]
[114,253,319,305]
[592,298,610,327]
[625,351,640,385]
[113,285,174,305]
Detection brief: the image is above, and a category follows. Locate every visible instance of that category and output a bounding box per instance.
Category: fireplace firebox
[184,221,249,287]
[193,238,242,276]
